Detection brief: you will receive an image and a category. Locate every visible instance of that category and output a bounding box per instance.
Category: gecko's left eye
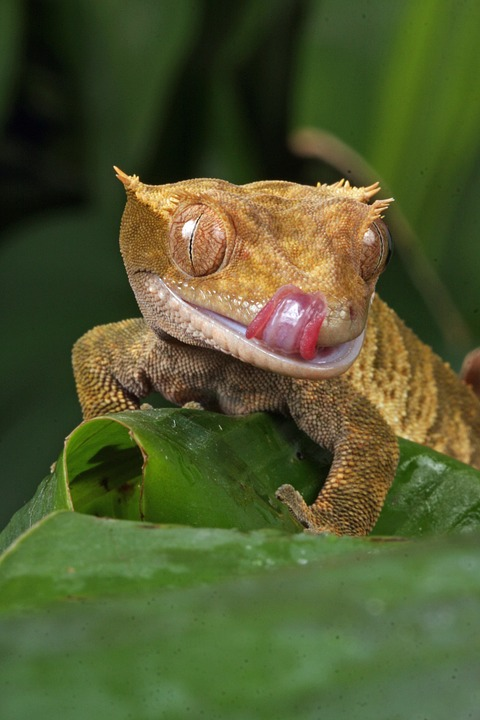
[169,203,231,276]
[359,219,393,281]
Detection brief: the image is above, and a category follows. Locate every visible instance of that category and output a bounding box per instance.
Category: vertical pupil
[170,204,228,276]
[181,214,203,267]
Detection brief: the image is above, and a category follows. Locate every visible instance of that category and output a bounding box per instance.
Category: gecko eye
[169,203,230,276]
[359,219,393,281]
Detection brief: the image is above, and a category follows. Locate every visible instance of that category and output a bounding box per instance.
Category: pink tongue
[246,284,327,361]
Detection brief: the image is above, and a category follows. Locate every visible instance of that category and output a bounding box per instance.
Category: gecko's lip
[144,274,366,379]
[196,305,366,378]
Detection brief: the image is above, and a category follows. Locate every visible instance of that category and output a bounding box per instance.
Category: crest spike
[113,166,141,192]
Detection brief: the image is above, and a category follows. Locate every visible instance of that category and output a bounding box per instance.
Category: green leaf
[56,408,329,531]
[2,408,480,557]
[0,512,358,613]
[0,472,71,556]
[1,528,480,719]
[374,438,480,536]
[1,413,479,719]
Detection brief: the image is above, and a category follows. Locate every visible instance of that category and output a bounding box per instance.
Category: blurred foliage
[1,518,479,719]
[1,0,480,532]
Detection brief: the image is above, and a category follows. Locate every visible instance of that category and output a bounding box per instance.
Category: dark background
[1,0,480,529]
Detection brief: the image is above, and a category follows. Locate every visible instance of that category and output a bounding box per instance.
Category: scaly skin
[72,171,480,535]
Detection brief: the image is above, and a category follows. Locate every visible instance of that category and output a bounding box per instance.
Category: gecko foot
[276,483,330,534]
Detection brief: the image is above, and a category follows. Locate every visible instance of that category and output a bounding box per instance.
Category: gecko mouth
[144,274,366,379]
[199,305,366,377]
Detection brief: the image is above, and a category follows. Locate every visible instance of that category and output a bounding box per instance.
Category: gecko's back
[348,296,480,468]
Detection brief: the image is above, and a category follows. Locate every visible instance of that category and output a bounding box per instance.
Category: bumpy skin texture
[72,172,480,536]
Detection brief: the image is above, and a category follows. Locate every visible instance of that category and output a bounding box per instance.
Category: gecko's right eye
[169,203,231,276]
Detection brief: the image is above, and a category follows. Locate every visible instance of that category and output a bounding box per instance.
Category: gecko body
[72,170,480,535]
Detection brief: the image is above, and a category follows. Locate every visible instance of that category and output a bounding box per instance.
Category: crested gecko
[72,169,480,535]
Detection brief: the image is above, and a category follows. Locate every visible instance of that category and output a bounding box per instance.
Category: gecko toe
[276,484,333,534]
[276,484,312,528]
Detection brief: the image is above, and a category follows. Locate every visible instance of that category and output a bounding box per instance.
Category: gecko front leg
[72,317,236,420]
[276,377,399,535]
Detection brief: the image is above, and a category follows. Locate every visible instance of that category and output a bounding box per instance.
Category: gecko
[72,169,480,535]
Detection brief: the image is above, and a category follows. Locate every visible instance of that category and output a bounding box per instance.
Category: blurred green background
[1,0,480,530]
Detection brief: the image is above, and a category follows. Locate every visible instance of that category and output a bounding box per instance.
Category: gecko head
[115,168,393,379]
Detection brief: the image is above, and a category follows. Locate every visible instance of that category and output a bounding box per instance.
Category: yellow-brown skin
[72,172,480,535]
